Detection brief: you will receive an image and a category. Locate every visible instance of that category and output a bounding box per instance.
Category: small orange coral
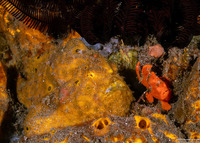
[148,44,164,58]
[136,61,171,111]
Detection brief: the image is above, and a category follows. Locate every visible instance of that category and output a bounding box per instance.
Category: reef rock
[182,57,200,140]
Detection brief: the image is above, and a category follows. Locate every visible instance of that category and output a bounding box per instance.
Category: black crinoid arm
[143,0,174,48]
[140,0,200,49]
[0,0,119,42]
[0,0,88,38]
[115,0,147,46]
[192,0,200,36]
[0,0,200,48]
[171,0,199,48]
[73,0,121,45]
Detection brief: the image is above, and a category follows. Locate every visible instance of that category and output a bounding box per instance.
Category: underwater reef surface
[0,4,200,143]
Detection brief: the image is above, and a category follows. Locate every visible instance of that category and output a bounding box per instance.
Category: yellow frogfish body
[17,39,134,137]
